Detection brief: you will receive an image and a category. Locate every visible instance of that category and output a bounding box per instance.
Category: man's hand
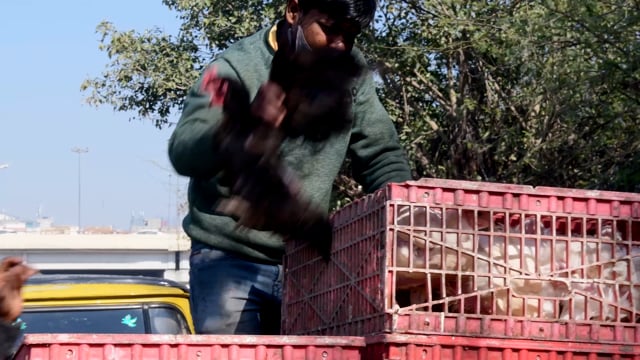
[251,82,286,128]
[0,257,37,323]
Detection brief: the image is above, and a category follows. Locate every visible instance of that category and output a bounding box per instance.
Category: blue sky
[0,1,187,230]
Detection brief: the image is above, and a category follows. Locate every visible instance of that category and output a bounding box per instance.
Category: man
[0,257,37,359]
[169,0,412,334]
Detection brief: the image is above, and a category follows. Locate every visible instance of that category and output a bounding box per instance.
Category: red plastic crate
[282,178,640,341]
[363,333,640,359]
[13,334,365,360]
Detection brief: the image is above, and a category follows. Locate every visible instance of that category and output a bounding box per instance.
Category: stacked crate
[14,334,366,360]
[282,178,640,358]
[15,333,640,360]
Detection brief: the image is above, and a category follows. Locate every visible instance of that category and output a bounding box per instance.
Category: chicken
[393,208,640,323]
[198,44,363,261]
[394,207,490,312]
[472,218,564,318]
[557,225,640,322]
[270,45,363,141]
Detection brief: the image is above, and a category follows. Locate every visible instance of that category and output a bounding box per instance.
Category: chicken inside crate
[392,204,640,323]
[282,180,640,337]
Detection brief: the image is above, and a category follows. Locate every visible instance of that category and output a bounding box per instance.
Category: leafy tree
[366,0,640,190]
[83,0,640,209]
[81,0,283,128]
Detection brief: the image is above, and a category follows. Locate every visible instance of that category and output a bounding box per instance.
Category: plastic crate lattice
[283,179,640,341]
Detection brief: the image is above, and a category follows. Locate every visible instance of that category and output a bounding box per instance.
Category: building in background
[0,211,189,285]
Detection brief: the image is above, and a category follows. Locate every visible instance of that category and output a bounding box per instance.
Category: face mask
[289,23,312,54]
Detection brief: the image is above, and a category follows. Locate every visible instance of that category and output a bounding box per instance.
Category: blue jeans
[189,244,283,334]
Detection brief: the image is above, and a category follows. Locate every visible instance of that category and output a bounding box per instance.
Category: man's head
[285,0,376,52]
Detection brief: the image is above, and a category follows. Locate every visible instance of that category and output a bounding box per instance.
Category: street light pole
[71,147,88,233]
[167,173,172,231]
[0,164,7,215]
[146,159,181,237]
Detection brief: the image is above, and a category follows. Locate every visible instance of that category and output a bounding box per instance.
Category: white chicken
[393,206,640,323]
[557,224,640,322]
[394,206,489,311]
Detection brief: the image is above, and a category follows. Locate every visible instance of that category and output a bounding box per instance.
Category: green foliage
[80,21,201,128]
[81,0,283,127]
[83,0,640,207]
[364,0,640,191]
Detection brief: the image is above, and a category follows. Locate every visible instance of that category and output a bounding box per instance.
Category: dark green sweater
[169,26,412,263]
[0,321,20,360]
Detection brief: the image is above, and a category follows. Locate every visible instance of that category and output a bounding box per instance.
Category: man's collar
[268,24,278,52]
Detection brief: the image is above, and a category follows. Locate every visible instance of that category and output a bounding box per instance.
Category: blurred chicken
[394,208,487,280]
[270,44,363,141]
[475,219,565,319]
[394,207,490,312]
[392,206,640,323]
[558,225,640,322]
[199,45,363,261]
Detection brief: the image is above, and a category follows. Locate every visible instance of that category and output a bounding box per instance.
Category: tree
[365,0,640,189]
[82,0,640,207]
[81,0,282,128]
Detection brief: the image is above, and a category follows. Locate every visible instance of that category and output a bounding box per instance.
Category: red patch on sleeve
[200,65,229,107]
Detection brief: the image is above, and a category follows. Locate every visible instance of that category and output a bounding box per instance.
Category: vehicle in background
[20,274,193,334]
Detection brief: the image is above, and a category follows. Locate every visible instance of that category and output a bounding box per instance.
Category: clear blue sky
[0,1,187,230]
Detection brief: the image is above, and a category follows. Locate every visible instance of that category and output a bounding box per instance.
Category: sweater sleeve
[348,69,413,193]
[168,59,241,179]
[0,321,20,360]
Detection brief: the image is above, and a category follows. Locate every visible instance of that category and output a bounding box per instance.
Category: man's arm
[169,58,286,180]
[0,321,20,360]
[348,69,413,193]
[168,59,242,179]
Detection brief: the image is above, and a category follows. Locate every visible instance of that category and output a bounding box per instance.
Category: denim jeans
[189,243,283,334]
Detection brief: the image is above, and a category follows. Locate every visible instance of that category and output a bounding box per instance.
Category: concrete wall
[0,233,191,285]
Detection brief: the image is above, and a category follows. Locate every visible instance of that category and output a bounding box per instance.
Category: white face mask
[289,21,312,54]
